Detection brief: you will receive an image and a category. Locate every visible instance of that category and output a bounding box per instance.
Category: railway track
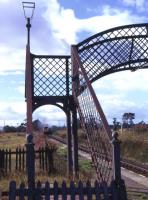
[49,135,148,177]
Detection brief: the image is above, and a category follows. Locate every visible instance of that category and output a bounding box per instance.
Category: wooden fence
[0,146,58,175]
[4,180,127,200]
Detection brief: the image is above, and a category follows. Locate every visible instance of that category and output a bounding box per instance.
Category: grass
[55,127,148,163]
[119,130,148,163]
[0,132,47,191]
[127,190,148,200]
[56,145,67,157]
[0,133,25,191]
[0,129,148,194]
[54,129,67,138]
[0,132,26,150]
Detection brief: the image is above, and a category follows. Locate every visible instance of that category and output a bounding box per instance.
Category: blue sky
[0,0,148,126]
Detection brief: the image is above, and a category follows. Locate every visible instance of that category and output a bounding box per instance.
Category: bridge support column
[26,135,35,193]
[67,108,73,177]
[72,107,79,178]
[112,132,127,200]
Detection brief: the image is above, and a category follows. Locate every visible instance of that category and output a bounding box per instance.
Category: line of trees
[2,119,64,133]
[113,112,135,129]
[113,112,148,132]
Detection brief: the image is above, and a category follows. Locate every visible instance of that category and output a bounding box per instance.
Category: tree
[3,125,17,132]
[16,123,26,132]
[33,119,42,131]
[122,113,135,128]
[113,118,121,130]
[128,113,135,126]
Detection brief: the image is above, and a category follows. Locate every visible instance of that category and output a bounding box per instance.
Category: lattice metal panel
[33,56,71,96]
[77,24,148,82]
[77,88,113,183]
[72,47,113,183]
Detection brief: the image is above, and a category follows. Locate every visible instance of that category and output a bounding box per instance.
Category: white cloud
[33,105,66,125]
[93,69,148,123]
[0,46,25,73]
[43,0,145,45]
[93,70,148,92]
[0,71,24,75]
[122,0,145,8]
[16,85,25,95]
[0,0,9,2]
[0,102,66,126]
[122,0,148,12]
[0,101,26,124]
[96,91,148,123]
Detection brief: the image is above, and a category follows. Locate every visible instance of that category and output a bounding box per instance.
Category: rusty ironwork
[25,46,33,134]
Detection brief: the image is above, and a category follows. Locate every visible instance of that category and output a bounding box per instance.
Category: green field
[0,130,148,197]
[0,132,26,150]
[119,130,148,163]
[55,128,148,163]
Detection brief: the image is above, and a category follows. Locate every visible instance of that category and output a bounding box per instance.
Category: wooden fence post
[47,148,54,174]
[45,181,50,199]
[78,181,84,200]
[62,181,67,200]
[19,182,25,200]
[70,181,75,200]
[22,148,25,171]
[9,149,11,172]
[0,150,4,174]
[19,148,21,171]
[41,147,44,170]
[16,148,18,170]
[9,181,16,200]
[53,181,58,200]
[5,149,8,173]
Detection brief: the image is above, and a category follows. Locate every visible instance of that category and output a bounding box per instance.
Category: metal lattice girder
[77,23,148,83]
[72,46,113,183]
[32,55,71,97]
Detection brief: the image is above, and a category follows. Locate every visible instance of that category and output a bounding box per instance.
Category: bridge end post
[26,134,35,193]
[66,108,73,178]
[112,132,127,200]
[72,105,79,178]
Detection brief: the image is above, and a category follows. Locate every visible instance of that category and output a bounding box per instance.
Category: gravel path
[34,133,46,150]
[122,168,148,190]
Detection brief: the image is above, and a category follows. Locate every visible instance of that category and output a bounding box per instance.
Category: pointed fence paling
[72,46,113,183]
[7,180,119,200]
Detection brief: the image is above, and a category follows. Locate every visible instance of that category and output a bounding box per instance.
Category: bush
[3,125,17,132]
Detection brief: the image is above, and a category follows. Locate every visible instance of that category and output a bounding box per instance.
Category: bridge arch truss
[76,23,148,83]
